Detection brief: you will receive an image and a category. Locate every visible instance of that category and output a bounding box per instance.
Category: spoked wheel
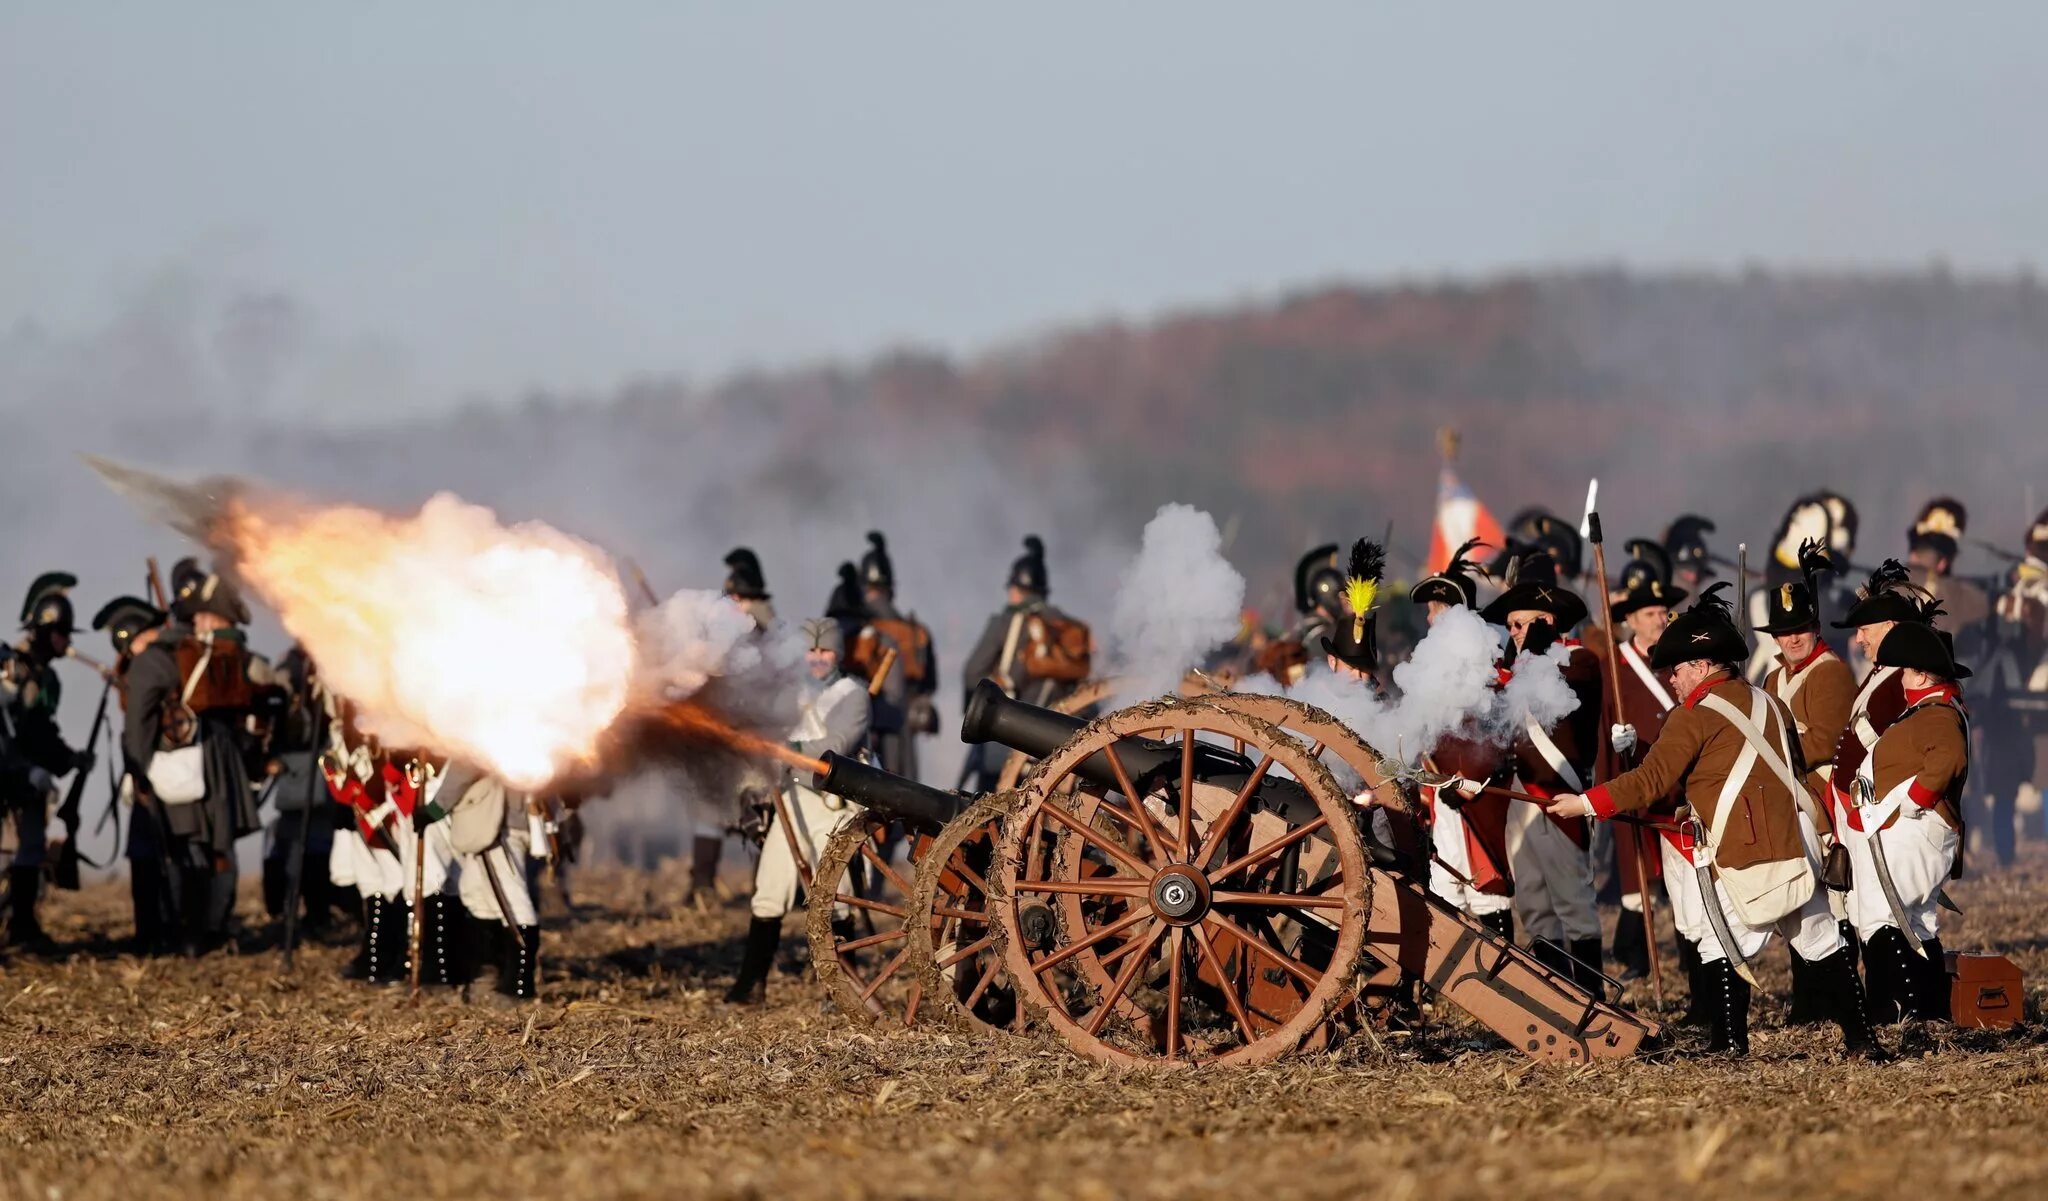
[906,793,1028,1035]
[808,820,930,1026]
[994,697,1371,1067]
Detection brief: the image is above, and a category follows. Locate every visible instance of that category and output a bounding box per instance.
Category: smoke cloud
[1107,504,1245,707]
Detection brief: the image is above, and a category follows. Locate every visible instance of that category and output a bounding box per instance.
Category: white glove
[1609,723,1638,756]
[1451,776,1484,799]
[47,815,70,845]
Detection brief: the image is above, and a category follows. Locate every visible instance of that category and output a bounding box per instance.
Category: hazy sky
[5,3,2046,417]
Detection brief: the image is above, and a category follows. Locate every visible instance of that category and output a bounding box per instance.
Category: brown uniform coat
[1765,644,1855,791]
[1588,674,1806,871]
[1830,667,1906,796]
[1867,695,1968,832]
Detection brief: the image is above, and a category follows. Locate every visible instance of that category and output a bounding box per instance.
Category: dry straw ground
[5,845,2048,1201]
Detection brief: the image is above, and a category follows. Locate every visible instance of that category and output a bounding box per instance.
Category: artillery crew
[1480,551,1607,992]
[959,536,1092,793]
[1548,585,1883,1058]
[94,594,173,951]
[1602,554,1685,985]
[845,532,938,780]
[727,617,872,1004]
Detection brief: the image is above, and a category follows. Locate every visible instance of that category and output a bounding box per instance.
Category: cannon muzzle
[812,751,966,835]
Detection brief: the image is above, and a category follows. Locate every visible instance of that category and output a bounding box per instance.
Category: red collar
[1786,641,1834,677]
[1682,671,1732,709]
[1905,682,1959,707]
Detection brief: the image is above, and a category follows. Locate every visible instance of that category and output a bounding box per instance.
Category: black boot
[367,896,407,984]
[1529,938,1569,976]
[343,897,376,980]
[1786,943,1828,1024]
[1809,948,1888,1060]
[497,925,540,1000]
[1864,927,1916,1025]
[421,895,470,988]
[1676,938,1710,1027]
[1916,936,1952,1023]
[725,916,781,1004]
[1703,959,1752,1056]
[6,866,53,953]
[1478,910,1515,942]
[1569,937,1608,998]
[1612,908,1650,982]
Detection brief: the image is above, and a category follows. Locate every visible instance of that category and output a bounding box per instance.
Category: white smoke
[1251,606,1580,785]
[633,589,795,700]
[1107,504,1245,707]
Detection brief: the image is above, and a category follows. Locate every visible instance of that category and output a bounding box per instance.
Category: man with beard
[119,561,262,955]
[726,618,871,1005]
[1547,585,1883,1059]
[1,574,98,953]
[1480,552,1606,992]
[1602,559,1686,986]
[959,536,1092,793]
[846,532,938,780]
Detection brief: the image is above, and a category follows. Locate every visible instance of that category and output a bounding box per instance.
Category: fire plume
[634,697,826,777]
[220,492,635,788]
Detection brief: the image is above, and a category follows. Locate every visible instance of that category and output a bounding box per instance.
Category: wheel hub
[1150,865,1211,926]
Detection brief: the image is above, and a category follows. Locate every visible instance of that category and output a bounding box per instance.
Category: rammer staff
[1587,512,1664,1008]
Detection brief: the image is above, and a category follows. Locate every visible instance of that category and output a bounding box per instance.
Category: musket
[1587,512,1664,1007]
[1736,543,1751,648]
[146,558,168,609]
[64,646,117,681]
[49,677,115,890]
[623,558,660,608]
[406,757,431,1007]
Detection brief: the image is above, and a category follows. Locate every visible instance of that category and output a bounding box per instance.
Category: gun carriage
[802,682,1661,1066]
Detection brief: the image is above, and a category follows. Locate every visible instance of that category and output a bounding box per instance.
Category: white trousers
[1844,810,1958,943]
[1658,837,1710,946]
[1428,803,1511,917]
[1690,858,1843,965]
[455,828,538,927]
[346,820,454,901]
[751,784,862,920]
[1505,801,1600,942]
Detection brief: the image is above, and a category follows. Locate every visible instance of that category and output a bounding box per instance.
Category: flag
[1425,462,1505,574]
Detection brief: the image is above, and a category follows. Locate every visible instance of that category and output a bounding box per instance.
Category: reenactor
[119,560,262,955]
[1663,514,1721,595]
[1255,545,1345,684]
[1319,540,1384,688]
[1547,585,1884,1059]
[1479,551,1606,992]
[1843,621,1971,1030]
[685,548,781,907]
[727,618,871,1004]
[92,594,173,951]
[845,532,938,779]
[1754,553,1858,1023]
[1408,543,1514,939]
[1,574,98,952]
[1601,552,1686,984]
[1827,562,1932,840]
[959,536,1092,792]
[440,761,542,1003]
[1984,507,2048,864]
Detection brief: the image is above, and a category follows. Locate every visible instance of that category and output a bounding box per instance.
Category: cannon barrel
[811,751,966,836]
[961,679,1268,796]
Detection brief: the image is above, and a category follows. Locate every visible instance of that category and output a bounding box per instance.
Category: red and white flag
[1424,462,1505,574]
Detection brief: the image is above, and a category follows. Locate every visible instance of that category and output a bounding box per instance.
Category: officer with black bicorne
[93,594,173,952]
[1,574,98,952]
[846,532,938,781]
[959,536,1092,793]
[120,560,262,956]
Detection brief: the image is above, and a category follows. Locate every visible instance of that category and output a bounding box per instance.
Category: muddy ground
[4,844,2048,1201]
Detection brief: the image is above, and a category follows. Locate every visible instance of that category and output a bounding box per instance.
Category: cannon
[804,685,1663,1067]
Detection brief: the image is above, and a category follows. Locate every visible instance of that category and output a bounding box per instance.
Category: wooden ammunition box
[1946,952,2024,1029]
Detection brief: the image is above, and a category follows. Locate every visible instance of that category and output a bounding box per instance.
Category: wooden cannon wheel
[992,697,1372,1067]
[992,678,1115,792]
[806,818,934,1026]
[903,792,1028,1035]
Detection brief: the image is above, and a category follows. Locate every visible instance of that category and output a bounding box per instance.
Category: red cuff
[1586,784,1618,819]
[1907,779,1943,809]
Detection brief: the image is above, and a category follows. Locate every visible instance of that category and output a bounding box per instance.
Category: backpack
[855,617,931,685]
[1020,610,1093,683]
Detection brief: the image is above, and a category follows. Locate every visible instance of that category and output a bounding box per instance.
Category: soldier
[959,536,1092,792]
[1546,585,1883,1058]
[726,618,871,1004]
[1408,544,1514,939]
[1664,514,1720,594]
[1254,545,1345,684]
[119,561,262,955]
[824,562,865,650]
[845,532,938,780]
[1602,560,1686,984]
[93,595,173,952]
[1844,622,1971,1030]
[1479,551,1606,991]
[1754,564,1859,1023]
[1,574,98,952]
[1319,540,1384,687]
[684,548,781,908]
[721,547,776,630]
[1827,561,1932,846]
[318,703,418,984]
[439,761,542,1003]
[1985,508,2048,863]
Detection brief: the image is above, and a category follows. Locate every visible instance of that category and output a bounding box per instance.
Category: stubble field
[5,846,2048,1201]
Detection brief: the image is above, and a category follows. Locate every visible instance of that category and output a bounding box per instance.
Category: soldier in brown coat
[1844,622,1970,1028]
[1828,561,1928,835]
[1548,585,1882,1058]
[1601,564,1685,985]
